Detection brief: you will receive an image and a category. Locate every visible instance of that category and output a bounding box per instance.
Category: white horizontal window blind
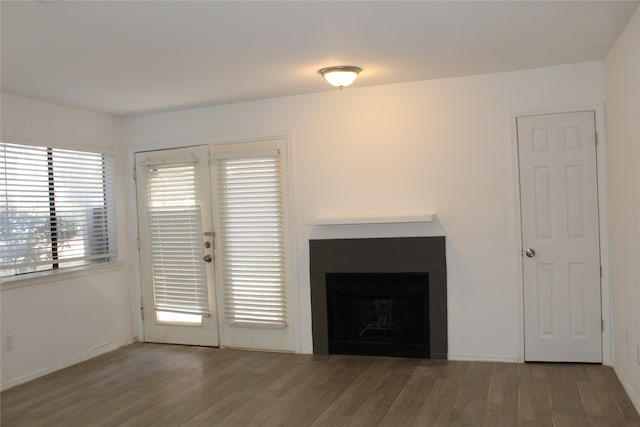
[145,161,210,316]
[216,151,287,327]
[0,142,116,277]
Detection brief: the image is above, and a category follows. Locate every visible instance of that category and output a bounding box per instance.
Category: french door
[135,139,293,351]
[212,139,293,351]
[135,146,219,346]
[518,111,602,362]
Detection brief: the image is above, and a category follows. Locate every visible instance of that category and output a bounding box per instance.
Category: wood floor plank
[310,357,393,425]
[415,377,456,427]
[546,364,589,415]
[1,344,638,427]
[483,363,518,426]
[578,380,624,419]
[448,361,494,426]
[415,361,467,426]
[377,361,435,426]
[552,410,591,427]
[606,372,640,423]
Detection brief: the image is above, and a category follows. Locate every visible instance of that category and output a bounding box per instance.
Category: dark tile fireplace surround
[310,237,447,359]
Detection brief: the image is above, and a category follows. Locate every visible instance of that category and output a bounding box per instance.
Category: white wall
[0,93,134,390]
[122,61,606,362]
[605,6,640,413]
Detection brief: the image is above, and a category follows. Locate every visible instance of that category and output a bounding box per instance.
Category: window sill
[1,261,126,291]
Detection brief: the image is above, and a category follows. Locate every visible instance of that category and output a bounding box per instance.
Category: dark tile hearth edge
[309,237,447,359]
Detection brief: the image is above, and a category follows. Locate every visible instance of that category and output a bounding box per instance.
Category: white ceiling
[1,1,637,116]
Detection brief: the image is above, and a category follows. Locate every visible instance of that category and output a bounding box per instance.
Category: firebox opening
[326,272,429,358]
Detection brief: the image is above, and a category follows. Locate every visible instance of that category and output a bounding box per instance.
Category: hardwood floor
[2,343,639,426]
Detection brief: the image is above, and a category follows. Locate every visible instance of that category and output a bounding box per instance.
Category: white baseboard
[0,338,134,392]
[447,353,518,363]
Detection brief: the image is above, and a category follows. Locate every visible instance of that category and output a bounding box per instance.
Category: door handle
[203,254,212,263]
[525,248,536,258]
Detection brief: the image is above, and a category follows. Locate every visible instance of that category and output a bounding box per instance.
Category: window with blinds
[145,161,210,318]
[216,150,287,327]
[0,142,116,277]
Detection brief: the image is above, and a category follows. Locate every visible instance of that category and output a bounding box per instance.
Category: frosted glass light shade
[319,66,362,88]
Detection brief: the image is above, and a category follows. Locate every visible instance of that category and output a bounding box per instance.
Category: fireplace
[327,272,429,358]
[310,237,447,359]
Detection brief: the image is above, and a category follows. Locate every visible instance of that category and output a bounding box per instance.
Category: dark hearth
[327,273,429,358]
[310,236,447,359]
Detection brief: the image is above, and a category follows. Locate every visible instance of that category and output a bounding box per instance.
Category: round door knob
[525,248,536,258]
[203,254,212,263]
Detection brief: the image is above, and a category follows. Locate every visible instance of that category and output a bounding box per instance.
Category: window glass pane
[0,144,52,275]
[145,163,210,316]
[156,311,202,325]
[52,149,110,267]
[217,152,287,327]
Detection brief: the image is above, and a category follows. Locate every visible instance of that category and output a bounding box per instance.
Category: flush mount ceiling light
[318,65,362,88]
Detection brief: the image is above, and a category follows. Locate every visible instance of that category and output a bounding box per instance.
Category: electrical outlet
[5,336,14,352]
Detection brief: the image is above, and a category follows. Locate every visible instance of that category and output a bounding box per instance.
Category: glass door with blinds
[135,146,218,346]
[212,138,293,352]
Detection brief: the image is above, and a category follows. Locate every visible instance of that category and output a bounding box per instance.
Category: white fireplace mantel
[307,214,435,226]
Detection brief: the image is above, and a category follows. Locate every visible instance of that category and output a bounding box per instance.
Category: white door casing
[135,146,219,346]
[518,111,602,363]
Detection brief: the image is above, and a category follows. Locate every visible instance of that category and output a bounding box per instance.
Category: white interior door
[518,111,602,363]
[135,146,219,346]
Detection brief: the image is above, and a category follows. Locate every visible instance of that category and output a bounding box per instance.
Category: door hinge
[601,319,604,332]
[140,307,144,320]
[133,167,137,181]
[600,266,603,278]
[595,133,599,146]
[137,238,141,250]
